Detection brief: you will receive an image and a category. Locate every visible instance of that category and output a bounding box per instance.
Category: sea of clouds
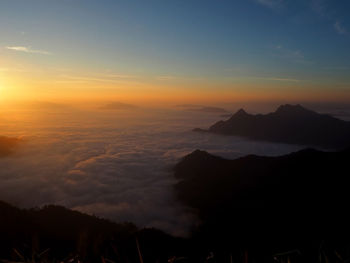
[0,106,304,236]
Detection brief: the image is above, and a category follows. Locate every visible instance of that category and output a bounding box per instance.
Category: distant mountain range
[194,104,350,149]
[174,148,350,255]
[176,104,229,113]
[188,106,228,113]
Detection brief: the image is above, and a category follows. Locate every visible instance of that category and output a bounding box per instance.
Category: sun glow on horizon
[0,0,349,106]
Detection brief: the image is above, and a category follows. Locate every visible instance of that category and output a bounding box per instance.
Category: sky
[0,0,350,105]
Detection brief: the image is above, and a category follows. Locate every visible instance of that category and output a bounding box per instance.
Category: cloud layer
[0,107,303,236]
[0,136,21,157]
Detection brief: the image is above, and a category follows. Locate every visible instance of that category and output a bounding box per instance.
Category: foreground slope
[174,148,350,252]
[0,202,183,262]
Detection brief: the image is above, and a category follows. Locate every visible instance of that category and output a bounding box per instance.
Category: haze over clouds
[0,136,21,157]
[0,107,303,236]
[99,101,137,110]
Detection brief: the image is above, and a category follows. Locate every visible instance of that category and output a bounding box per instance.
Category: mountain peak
[233,108,248,117]
[204,103,350,148]
[182,149,220,163]
[189,149,211,158]
[275,104,309,114]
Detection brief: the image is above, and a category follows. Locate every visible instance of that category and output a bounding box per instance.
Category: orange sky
[1,59,349,106]
[1,0,350,107]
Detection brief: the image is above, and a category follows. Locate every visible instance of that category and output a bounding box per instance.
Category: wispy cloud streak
[252,76,300,82]
[55,74,143,85]
[156,75,176,81]
[334,21,348,35]
[5,46,51,55]
[311,0,348,36]
[273,45,311,64]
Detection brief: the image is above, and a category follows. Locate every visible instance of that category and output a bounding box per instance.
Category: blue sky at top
[0,0,349,102]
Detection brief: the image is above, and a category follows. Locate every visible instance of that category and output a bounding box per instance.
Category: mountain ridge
[194,104,350,149]
[174,147,350,238]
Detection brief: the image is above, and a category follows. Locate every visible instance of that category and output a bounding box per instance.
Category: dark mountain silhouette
[220,113,233,118]
[2,145,350,262]
[174,148,350,261]
[0,201,184,263]
[0,136,21,157]
[194,104,350,149]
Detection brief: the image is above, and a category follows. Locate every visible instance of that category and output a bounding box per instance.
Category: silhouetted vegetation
[0,202,184,263]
